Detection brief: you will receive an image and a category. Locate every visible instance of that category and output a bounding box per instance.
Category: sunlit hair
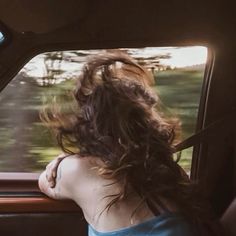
[40,50,207,221]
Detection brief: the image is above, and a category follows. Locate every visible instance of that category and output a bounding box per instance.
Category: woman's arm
[45,153,70,188]
[38,159,70,200]
[38,154,80,200]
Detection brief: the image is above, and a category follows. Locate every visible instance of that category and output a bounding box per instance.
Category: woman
[39,51,217,235]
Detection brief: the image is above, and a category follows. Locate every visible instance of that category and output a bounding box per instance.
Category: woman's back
[40,155,196,235]
[40,155,155,230]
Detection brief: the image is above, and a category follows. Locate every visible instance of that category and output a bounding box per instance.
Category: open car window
[0,47,207,174]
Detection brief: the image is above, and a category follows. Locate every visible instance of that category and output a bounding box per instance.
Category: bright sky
[128,46,207,68]
[166,47,207,67]
[22,46,208,77]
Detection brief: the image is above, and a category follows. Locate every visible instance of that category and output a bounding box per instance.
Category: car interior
[0,1,236,235]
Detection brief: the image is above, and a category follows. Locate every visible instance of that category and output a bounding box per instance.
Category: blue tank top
[88,213,196,236]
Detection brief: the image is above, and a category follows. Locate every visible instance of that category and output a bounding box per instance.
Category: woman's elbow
[38,171,49,194]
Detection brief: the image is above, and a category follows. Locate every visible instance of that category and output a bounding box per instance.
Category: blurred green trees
[0,49,204,172]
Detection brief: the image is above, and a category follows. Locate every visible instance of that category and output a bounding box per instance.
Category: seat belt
[174,109,236,153]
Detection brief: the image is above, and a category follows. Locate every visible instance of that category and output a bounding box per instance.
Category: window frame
[0,172,81,212]
[0,45,212,213]
[190,48,215,179]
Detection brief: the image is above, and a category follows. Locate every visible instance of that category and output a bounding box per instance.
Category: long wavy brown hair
[41,50,209,222]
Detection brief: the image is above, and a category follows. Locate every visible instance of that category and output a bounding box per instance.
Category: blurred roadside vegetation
[0,50,204,173]
[155,69,203,171]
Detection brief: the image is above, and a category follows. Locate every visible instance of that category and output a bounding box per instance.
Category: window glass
[0,47,207,173]
[0,31,5,44]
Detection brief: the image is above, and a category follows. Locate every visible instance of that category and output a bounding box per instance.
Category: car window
[0,31,5,44]
[0,47,207,173]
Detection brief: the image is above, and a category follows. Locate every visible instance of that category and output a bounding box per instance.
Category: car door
[0,1,235,236]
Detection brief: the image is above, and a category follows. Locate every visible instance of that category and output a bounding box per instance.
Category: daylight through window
[0,31,5,44]
[0,47,207,173]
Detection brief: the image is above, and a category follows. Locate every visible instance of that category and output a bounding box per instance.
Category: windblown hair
[41,51,208,222]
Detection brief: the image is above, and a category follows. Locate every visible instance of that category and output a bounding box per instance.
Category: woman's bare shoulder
[59,154,103,179]
[38,154,101,200]
[60,154,99,167]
